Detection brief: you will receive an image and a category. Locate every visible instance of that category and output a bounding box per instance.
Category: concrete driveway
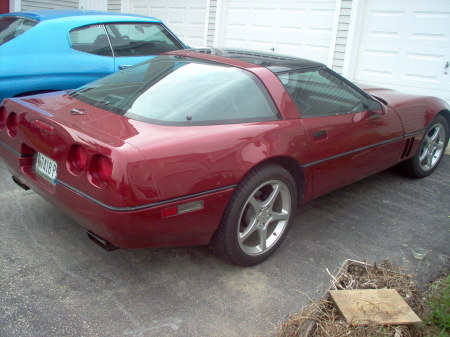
[1,154,449,337]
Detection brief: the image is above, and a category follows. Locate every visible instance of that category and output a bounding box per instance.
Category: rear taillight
[6,112,18,137]
[0,106,6,129]
[66,145,113,189]
[88,155,113,188]
[67,145,87,175]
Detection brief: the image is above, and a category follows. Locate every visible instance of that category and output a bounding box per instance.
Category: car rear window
[0,16,37,46]
[105,23,183,56]
[70,56,279,125]
[69,23,183,57]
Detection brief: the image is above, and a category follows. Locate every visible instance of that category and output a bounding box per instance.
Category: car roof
[182,48,324,73]
[2,10,161,23]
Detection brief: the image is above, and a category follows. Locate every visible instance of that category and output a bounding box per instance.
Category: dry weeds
[277,260,426,337]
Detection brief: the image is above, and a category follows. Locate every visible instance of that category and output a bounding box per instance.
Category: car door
[279,68,405,198]
[104,23,185,72]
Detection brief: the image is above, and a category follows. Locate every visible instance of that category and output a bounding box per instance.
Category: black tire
[210,163,297,266]
[399,114,449,178]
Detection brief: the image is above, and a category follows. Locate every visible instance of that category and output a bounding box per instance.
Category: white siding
[21,0,79,10]
[107,0,121,12]
[206,0,217,47]
[79,0,107,11]
[331,0,353,74]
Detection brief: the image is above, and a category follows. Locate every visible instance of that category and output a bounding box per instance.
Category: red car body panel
[1,51,449,250]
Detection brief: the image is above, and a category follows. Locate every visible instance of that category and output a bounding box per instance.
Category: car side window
[0,17,37,46]
[69,25,113,57]
[105,23,183,57]
[278,68,365,117]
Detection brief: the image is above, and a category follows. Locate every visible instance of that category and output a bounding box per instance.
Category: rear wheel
[400,115,448,178]
[211,164,297,266]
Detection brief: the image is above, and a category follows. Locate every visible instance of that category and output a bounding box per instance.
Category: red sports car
[0,49,448,266]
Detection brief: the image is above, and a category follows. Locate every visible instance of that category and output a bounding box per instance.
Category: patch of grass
[424,275,450,336]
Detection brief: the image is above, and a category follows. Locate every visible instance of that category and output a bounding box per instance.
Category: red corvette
[0,49,448,265]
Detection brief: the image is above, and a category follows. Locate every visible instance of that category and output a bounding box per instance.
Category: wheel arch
[250,156,306,204]
[438,109,450,146]
[438,109,450,129]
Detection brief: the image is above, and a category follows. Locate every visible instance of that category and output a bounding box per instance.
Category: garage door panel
[189,7,207,25]
[253,8,273,27]
[302,44,331,64]
[224,39,247,49]
[131,5,148,15]
[309,8,335,32]
[222,1,335,62]
[357,44,447,89]
[167,8,185,24]
[130,0,207,47]
[226,7,248,26]
[355,0,450,103]
[404,51,445,84]
[411,10,450,46]
[147,7,166,20]
[357,48,399,81]
[246,40,275,51]
[363,8,403,42]
[362,4,449,47]
[279,9,306,31]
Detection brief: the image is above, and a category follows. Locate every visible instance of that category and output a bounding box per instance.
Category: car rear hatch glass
[0,16,37,46]
[69,55,279,125]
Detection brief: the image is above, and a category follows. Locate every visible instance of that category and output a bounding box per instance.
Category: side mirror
[366,97,387,115]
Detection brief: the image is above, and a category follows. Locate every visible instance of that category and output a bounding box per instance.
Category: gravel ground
[1,153,449,337]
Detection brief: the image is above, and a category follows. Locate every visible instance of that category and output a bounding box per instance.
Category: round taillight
[6,112,18,137]
[97,156,112,181]
[67,145,88,175]
[88,155,113,188]
[0,106,6,129]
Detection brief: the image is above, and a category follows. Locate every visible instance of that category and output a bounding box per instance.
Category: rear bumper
[0,143,233,248]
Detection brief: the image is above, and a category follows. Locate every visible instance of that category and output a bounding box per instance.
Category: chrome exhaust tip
[12,176,30,190]
[86,231,118,252]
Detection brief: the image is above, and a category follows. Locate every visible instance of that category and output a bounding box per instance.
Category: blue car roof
[2,10,161,23]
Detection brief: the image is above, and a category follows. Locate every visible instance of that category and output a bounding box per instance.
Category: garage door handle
[445,61,449,75]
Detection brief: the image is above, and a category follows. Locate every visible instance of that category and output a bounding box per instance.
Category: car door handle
[118,65,132,71]
[445,61,449,75]
[312,129,327,140]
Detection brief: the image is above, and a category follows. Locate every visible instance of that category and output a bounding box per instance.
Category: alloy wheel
[419,123,446,171]
[237,180,291,256]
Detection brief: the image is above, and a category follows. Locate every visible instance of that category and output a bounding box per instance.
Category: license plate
[35,152,57,185]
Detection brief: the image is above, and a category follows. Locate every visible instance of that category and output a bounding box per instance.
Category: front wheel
[210,164,297,266]
[399,115,449,178]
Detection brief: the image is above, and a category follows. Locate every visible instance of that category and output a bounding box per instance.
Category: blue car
[0,10,187,102]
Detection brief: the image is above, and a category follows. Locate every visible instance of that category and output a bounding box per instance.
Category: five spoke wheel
[418,123,446,171]
[210,164,297,266]
[398,115,449,178]
[238,180,291,256]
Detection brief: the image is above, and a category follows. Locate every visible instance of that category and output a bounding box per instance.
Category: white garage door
[354,0,450,103]
[220,0,336,65]
[128,0,208,47]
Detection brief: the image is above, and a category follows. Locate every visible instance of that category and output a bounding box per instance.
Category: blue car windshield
[0,16,37,46]
[70,55,279,125]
